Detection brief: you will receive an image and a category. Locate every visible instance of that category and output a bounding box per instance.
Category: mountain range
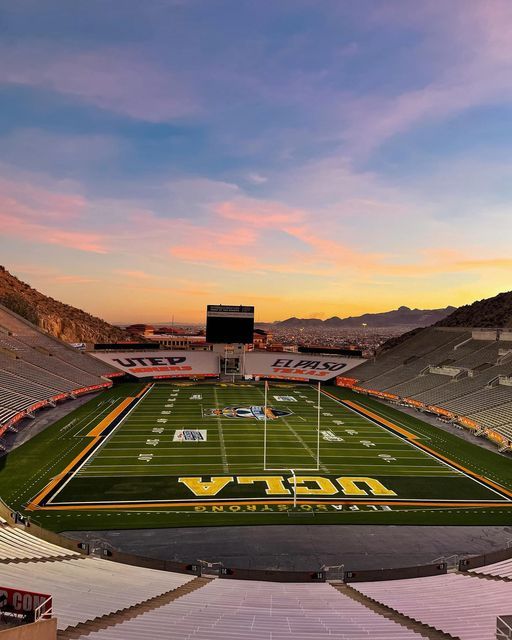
[2,263,512,345]
[273,306,456,329]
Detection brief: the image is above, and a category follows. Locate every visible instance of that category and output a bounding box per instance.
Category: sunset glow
[1,1,512,322]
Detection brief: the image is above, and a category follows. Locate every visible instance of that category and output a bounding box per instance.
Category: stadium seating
[0,333,102,388]
[412,361,512,405]
[352,572,512,640]
[442,383,512,415]
[19,332,116,378]
[71,579,424,639]
[0,304,119,432]
[0,524,80,561]
[358,330,471,391]
[469,558,512,580]
[385,372,452,398]
[453,340,512,370]
[0,353,78,393]
[347,326,512,447]
[0,368,57,400]
[1,522,511,639]
[353,328,470,384]
[0,557,194,631]
[468,401,512,439]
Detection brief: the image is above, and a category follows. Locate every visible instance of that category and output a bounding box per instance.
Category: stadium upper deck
[340,327,512,448]
[0,304,119,441]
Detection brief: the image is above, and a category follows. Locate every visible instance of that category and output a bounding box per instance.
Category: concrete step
[57,576,211,640]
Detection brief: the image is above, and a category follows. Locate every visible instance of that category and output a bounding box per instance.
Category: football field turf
[27,382,512,510]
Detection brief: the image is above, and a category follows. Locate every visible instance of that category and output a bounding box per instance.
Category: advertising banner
[73,383,112,395]
[91,351,220,379]
[0,585,52,616]
[244,352,365,382]
[428,405,455,418]
[336,376,359,388]
[458,416,480,430]
[366,389,399,401]
[404,398,425,408]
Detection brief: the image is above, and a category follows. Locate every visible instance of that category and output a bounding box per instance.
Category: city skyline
[1,1,512,323]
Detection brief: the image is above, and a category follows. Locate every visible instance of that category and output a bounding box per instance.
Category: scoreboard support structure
[206,304,254,379]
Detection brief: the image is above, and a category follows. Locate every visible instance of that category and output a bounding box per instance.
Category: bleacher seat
[0,524,80,561]
[348,327,512,446]
[0,557,193,630]
[352,572,512,640]
[469,558,512,580]
[0,304,119,431]
[72,579,424,639]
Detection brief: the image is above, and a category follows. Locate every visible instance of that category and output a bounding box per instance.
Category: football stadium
[2,1,512,638]
[1,296,512,639]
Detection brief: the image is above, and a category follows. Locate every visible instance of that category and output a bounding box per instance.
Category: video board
[206,305,254,344]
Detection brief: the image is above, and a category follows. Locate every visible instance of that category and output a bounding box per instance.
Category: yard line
[213,386,229,472]
[258,386,327,472]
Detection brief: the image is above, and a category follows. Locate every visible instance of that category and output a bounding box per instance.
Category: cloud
[164,193,384,276]
[0,43,198,122]
[0,213,108,253]
[341,0,512,155]
[114,269,153,280]
[0,129,123,177]
[8,264,98,286]
[0,176,108,253]
[215,199,303,228]
[54,275,98,283]
[246,173,268,185]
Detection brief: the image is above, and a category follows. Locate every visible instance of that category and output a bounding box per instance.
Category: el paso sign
[244,352,366,381]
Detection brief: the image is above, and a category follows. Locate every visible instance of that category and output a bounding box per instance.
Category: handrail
[34,595,53,621]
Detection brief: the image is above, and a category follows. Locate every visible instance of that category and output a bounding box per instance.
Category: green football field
[28,382,511,508]
[1,381,511,530]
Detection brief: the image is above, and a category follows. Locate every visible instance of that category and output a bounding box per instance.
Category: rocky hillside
[435,291,512,328]
[0,266,128,343]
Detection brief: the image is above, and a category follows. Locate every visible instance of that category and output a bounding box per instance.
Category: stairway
[331,583,458,640]
[57,576,211,640]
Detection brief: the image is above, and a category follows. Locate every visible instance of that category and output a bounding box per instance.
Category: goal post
[263,380,321,474]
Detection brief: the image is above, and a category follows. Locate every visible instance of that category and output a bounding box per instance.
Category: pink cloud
[0,212,108,253]
[0,45,198,122]
[0,177,86,223]
[0,178,108,253]
[343,0,512,155]
[54,275,98,284]
[165,196,382,276]
[215,200,304,227]
[114,269,153,280]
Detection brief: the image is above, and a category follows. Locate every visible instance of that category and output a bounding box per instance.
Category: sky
[1,0,512,323]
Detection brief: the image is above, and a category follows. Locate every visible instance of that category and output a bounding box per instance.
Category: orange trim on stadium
[27,394,140,510]
[326,393,512,500]
[28,500,512,511]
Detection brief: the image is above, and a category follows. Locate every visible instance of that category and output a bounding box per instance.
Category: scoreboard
[206,305,254,344]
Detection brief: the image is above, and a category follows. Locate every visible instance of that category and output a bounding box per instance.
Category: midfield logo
[202,406,293,420]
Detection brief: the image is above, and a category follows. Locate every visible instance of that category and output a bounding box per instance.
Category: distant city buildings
[121,321,408,357]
